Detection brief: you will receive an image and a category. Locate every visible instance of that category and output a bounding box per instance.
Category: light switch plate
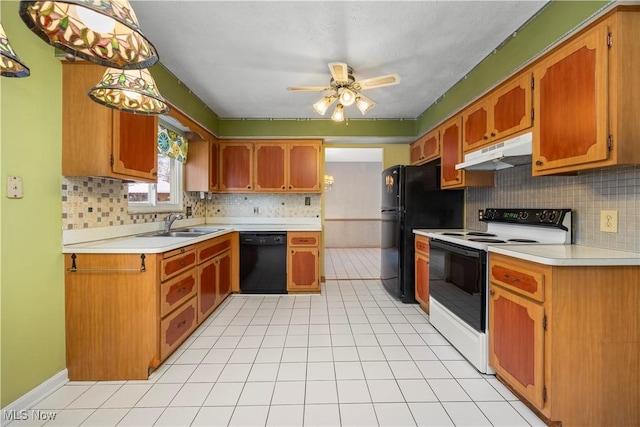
[6,176,23,198]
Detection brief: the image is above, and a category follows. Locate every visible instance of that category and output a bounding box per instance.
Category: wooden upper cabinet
[62,62,157,182]
[185,135,218,192]
[288,142,321,192]
[410,130,440,165]
[440,117,464,188]
[463,72,532,153]
[219,142,254,191]
[441,116,494,189]
[533,24,609,175]
[255,143,287,191]
[209,139,219,191]
[532,12,640,175]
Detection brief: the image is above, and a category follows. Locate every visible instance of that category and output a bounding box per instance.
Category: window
[128,121,186,213]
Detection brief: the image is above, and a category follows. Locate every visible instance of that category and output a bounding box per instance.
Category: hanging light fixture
[88,67,169,115]
[331,103,345,122]
[0,22,30,77]
[339,88,356,106]
[19,0,158,69]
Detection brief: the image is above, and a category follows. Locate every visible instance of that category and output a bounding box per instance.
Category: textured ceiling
[134,1,547,120]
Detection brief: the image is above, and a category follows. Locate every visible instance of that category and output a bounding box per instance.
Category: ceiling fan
[287,62,401,121]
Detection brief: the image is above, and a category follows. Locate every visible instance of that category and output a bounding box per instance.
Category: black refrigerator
[381,161,464,303]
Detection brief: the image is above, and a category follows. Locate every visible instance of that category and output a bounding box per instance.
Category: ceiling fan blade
[355,73,401,90]
[287,86,333,92]
[328,62,350,84]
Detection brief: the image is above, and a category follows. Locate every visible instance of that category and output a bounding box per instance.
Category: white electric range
[423,208,572,373]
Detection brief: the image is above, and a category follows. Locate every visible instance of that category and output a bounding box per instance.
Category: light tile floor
[7,249,546,426]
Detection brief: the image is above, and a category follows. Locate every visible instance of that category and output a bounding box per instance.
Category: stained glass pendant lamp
[0,22,30,77]
[88,67,169,115]
[19,0,158,69]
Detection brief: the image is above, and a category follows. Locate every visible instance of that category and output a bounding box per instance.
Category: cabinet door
[112,113,158,181]
[415,252,429,313]
[198,257,217,323]
[287,247,320,292]
[255,144,287,191]
[288,143,321,192]
[410,140,423,165]
[462,100,490,152]
[217,251,232,303]
[491,72,532,141]
[219,143,253,191]
[209,139,219,191]
[489,284,545,410]
[533,24,609,175]
[440,117,464,188]
[412,130,440,165]
[160,297,197,360]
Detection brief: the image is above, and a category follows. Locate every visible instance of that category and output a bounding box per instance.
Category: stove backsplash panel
[466,164,639,252]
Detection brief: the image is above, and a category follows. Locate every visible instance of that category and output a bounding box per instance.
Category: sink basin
[139,228,222,238]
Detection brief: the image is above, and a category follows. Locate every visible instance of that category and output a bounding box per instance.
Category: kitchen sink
[139,228,222,238]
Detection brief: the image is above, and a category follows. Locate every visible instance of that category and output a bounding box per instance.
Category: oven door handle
[429,239,484,259]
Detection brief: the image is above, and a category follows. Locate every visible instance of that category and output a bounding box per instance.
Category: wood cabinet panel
[490,256,548,302]
[255,144,286,191]
[440,117,463,188]
[160,297,197,360]
[462,103,490,150]
[160,269,197,318]
[198,257,217,323]
[220,143,253,191]
[113,113,158,179]
[414,235,430,313]
[161,249,197,281]
[217,250,232,301]
[209,140,219,190]
[289,143,321,191]
[198,236,231,263]
[489,285,545,409]
[410,130,440,165]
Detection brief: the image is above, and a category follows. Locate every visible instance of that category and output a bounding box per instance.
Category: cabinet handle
[536,160,543,166]
[177,320,186,328]
[282,186,285,189]
[490,132,496,137]
[489,289,495,296]
[152,172,158,176]
[483,135,488,140]
[289,185,292,189]
[247,185,251,189]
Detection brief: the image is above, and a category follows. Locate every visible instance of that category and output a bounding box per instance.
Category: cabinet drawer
[160,269,197,317]
[197,236,231,263]
[161,249,197,281]
[489,254,549,302]
[288,232,319,246]
[160,297,197,360]
[415,236,430,255]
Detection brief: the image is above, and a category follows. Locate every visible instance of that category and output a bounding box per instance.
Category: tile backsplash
[62,177,321,230]
[465,164,640,251]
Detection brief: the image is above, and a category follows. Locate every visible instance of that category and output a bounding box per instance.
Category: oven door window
[429,239,486,332]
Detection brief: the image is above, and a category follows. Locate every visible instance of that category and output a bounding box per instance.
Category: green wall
[0,2,65,407]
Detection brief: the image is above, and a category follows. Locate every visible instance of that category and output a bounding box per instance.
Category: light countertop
[489,244,640,266]
[62,222,322,254]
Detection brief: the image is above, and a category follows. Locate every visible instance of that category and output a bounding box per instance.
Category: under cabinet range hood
[455,132,533,171]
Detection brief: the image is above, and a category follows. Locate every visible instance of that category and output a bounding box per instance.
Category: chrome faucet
[164,213,183,232]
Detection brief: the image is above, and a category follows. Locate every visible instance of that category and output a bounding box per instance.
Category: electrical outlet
[253,206,260,215]
[478,209,484,220]
[186,206,192,217]
[305,196,311,206]
[600,210,618,233]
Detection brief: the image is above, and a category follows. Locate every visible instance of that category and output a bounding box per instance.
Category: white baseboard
[2,369,68,413]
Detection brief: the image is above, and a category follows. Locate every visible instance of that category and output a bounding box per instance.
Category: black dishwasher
[239,232,287,294]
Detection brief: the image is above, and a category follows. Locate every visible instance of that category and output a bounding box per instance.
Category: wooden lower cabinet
[488,253,640,426]
[414,235,430,313]
[64,232,239,380]
[287,231,321,293]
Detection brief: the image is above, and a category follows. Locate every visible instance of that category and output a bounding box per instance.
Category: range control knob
[539,211,547,221]
[548,211,557,222]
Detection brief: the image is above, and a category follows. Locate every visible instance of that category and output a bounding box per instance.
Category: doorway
[324,148,383,248]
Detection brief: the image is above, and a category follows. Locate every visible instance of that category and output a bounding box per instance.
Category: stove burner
[468,238,507,243]
[441,232,464,236]
[466,232,497,237]
[507,239,539,243]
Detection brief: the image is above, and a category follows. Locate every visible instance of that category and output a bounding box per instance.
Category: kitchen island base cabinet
[64,232,239,381]
[489,253,640,427]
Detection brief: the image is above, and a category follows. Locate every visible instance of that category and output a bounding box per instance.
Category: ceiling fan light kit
[0,22,30,78]
[288,62,400,122]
